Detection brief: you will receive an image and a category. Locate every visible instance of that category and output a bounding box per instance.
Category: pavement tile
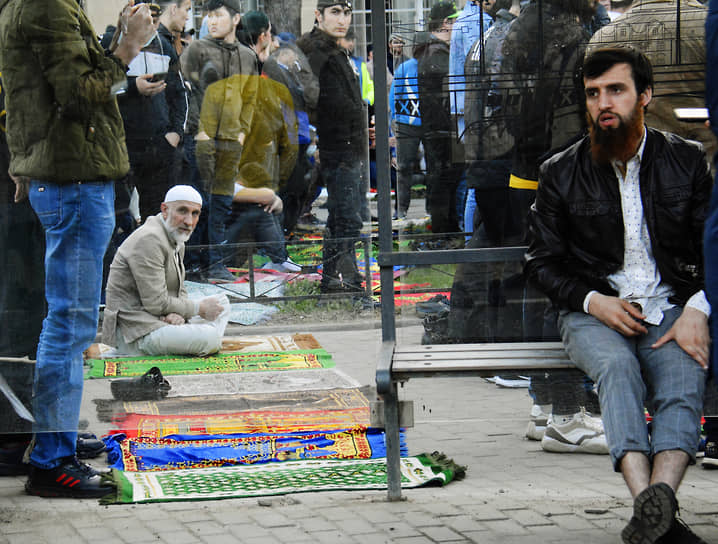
[143,518,186,532]
[334,517,377,535]
[419,525,466,541]
[296,516,337,532]
[310,506,357,521]
[400,510,452,527]
[459,504,509,522]
[117,526,162,543]
[374,520,423,538]
[390,537,436,544]
[507,508,554,527]
[198,534,240,544]
[442,514,486,533]
[186,520,229,537]
[549,513,598,531]
[308,530,357,544]
[226,523,271,539]
[480,519,531,536]
[248,512,296,528]
[268,526,315,542]
[357,505,402,523]
[240,537,283,544]
[158,530,202,544]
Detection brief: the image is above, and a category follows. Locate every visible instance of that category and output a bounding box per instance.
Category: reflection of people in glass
[526,47,710,543]
[180,0,258,283]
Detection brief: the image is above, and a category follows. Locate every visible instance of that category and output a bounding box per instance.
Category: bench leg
[384,381,402,501]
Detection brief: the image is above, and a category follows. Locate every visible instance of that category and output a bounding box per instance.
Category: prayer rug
[103,427,406,471]
[94,386,371,423]
[87,349,334,379]
[221,333,321,352]
[110,407,371,438]
[102,453,465,504]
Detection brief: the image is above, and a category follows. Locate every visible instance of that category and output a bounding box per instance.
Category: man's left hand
[161,313,186,325]
[652,306,710,368]
[10,173,29,203]
[165,132,180,148]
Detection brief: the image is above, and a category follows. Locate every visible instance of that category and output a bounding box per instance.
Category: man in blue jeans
[0,0,154,498]
[525,46,710,543]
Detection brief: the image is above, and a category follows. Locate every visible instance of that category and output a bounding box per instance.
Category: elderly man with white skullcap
[103,185,230,356]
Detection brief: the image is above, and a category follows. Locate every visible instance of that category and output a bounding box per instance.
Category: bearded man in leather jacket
[525,46,711,544]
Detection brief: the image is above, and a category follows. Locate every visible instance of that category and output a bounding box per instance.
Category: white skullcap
[164,185,203,206]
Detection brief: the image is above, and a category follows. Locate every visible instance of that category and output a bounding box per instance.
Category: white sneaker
[280,259,302,273]
[526,404,550,441]
[541,409,609,454]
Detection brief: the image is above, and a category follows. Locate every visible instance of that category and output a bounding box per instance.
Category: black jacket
[415,34,451,134]
[297,27,365,156]
[525,128,713,312]
[117,24,187,146]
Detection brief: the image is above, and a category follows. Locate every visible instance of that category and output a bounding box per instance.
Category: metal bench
[374,341,575,500]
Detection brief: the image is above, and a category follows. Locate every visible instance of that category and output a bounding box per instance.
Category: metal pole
[371,0,402,501]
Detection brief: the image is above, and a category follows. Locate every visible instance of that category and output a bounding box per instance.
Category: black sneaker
[25,457,115,498]
[621,483,678,544]
[657,517,708,544]
[76,433,106,460]
[701,440,718,469]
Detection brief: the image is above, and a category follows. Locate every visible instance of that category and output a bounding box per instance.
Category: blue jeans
[28,181,115,469]
[208,194,233,270]
[558,306,706,471]
[225,203,288,264]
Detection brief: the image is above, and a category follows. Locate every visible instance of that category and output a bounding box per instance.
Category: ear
[233,13,241,27]
[160,202,168,218]
[639,85,652,108]
[314,9,322,22]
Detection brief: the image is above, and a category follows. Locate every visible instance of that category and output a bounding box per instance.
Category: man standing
[298,0,367,294]
[416,1,462,239]
[104,186,229,357]
[525,46,710,543]
[0,0,154,497]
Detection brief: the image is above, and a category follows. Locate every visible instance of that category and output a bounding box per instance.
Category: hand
[587,293,648,337]
[263,194,283,214]
[161,313,185,325]
[114,2,155,65]
[9,173,29,203]
[136,74,166,96]
[652,306,710,368]
[165,132,181,148]
[238,132,246,146]
[199,297,224,321]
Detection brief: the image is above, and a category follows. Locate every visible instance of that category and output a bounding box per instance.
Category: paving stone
[226,523,272,539]
[248,512,296,528]
[390,537,436,544]
[158,531,202,544]
[186,521,229,537]
[549,513,599,531]
[198,534,240,544]
[419,525,466,541]
[335,517,377,535]
[357,505,402,523]
[460,504,510,522]
[507,508,554,527]
[480,519,531,536]
[267,526,314,542]
[297,516,337,532]
[443,515,487,533]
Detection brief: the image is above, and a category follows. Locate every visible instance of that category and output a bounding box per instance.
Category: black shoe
[657,517,708,544]
[415,294,450,317]
[702,440,718,469]
[76,434,106,460]
[25,457,115,498]
[0,441,30,476]
[110,366,171,401]
[621,483,678,544]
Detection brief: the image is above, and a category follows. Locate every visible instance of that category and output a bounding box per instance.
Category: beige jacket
[102,215,197,346]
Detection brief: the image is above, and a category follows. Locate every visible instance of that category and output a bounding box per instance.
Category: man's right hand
[136,74,166,96]
[199,297,224,321]
[114,3,155,66]
[587,293,648,337]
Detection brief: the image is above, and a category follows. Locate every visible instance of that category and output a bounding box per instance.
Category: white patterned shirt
[583,129,710,324]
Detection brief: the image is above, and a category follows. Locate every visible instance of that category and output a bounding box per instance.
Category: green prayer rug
[87,349,334,378]
[101,453,466,504]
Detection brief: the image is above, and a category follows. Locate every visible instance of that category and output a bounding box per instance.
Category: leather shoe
[25,457,115,498]
[76,433,106,459]
[110,366,171,401]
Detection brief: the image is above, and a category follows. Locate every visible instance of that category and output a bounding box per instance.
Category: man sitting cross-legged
[525,46,710,544]
[103,185,230,356]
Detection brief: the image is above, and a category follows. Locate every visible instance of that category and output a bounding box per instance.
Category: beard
[162,215,192,245]
[587,101,645,165]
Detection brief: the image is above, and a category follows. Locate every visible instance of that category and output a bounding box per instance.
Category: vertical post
[363,236,373,299]
[248,252,256,300]
[371,0,402,501]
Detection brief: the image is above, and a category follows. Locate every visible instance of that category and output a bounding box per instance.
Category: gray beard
[162,216,191,245]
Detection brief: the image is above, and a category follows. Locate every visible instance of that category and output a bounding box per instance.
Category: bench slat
[392,358,575,373]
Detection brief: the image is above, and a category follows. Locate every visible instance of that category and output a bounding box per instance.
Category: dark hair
[344,27,356,41]
[237,10,270,46]
[582,46,653,94]
[494,0,513,11]
[206,0,239,17]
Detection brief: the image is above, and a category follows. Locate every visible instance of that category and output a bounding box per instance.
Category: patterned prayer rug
[94,387,372,423]
[110,407,371,438]
[221,334,321,352]
[102,453,465,504]
[103,427,406,471]
[87,349,334,378]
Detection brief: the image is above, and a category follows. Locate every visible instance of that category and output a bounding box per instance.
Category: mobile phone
[151,72,168,82]
[673,107,709,123]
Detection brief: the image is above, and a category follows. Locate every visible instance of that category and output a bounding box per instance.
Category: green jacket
[0,0,130,182]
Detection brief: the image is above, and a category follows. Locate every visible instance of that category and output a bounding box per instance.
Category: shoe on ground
[526,404,550,441]
[262,259,302,273]
[702,440,718,469]
[76,434,106,460]
[25,457,115,498]
[541,409,608,454]
[621,482,678,544]
[0,441,30,476]
[207,265,236,283]
[657,516,708,544]
[415,294,450,317]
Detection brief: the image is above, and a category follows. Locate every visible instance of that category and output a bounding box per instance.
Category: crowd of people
[0,0,718,542]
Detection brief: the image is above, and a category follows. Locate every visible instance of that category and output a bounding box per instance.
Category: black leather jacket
[525,128,713,312]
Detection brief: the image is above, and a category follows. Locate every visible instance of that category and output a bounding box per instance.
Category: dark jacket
[118,24,188,146]
[525,129,712,312]
[415,34,452,134]
[297,27,365,156]
[0,0,130,182]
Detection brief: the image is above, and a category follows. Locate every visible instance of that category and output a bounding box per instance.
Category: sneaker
[702,440,718,469]
[658,516,708,544]
[25,457,115,498]
[526,404,550,441]
[76,433,106,460]
[262,259,302,273]
[207,265,236,283]
[541,410,609,454]
[621,482,677,544]
[415,294,450,317]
